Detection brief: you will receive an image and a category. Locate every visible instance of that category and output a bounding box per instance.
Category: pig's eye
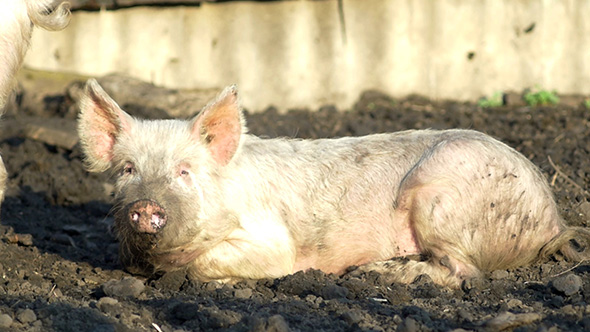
[178,163,191,178]
[122,162,135,176]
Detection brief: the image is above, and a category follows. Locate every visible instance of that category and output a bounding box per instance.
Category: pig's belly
[292,214,420,275]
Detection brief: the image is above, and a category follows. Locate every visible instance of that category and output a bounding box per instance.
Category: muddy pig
[78,80,590,287]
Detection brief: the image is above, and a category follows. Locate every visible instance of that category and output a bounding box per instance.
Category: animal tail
[0,0,70,111]
[26,0,71,31]
[538,226,590,263]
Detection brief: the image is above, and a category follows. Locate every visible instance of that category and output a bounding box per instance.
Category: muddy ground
[0,74,589,332]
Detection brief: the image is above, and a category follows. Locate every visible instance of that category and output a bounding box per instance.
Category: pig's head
[78,79,245,276]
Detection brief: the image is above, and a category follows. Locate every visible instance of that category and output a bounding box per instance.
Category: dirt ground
[0,75,589,332]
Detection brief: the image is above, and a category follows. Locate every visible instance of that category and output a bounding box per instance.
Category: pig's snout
[127,200,167,234]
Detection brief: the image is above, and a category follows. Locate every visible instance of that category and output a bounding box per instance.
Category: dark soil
[1,80,590,332]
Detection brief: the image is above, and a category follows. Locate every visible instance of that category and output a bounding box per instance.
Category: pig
[78,80,590,287]
[0,0,71,202]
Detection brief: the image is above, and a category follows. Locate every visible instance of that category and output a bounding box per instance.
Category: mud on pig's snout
[127,200,168,234]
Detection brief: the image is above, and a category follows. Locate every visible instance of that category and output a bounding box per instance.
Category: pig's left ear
[191,85,245,166]
[78,79,134,172]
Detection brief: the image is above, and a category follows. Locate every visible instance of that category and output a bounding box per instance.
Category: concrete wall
[24,0,590,111]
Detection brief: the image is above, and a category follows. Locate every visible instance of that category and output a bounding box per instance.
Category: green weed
[478,92,503,108]
[524,87,559,106]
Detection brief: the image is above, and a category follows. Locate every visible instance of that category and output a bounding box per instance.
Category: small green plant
[583,98,590,110]
[524,86,559,106]
[478,92,503,108]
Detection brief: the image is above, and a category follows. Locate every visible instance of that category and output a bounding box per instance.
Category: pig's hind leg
[351,180,484,288]
[352,137,560,287]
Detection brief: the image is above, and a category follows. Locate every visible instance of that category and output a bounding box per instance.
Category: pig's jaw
[118,225,205,273]
[151,247,203,271]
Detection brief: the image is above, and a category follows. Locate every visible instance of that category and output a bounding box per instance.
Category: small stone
[341,311,362,325]
[102,277,145,298]
[266,315,290,332]
[321,284,349,300]
[203,308,242,328]
[506,299,522,308]
[248,315,266,332]
[304,294,317,302]
[203,281,223,292]
[549,295,564,308]
[578,201,590,218]
[172,302,199,322]
[234,288,253,299]
[0,314,13,328]
[457,308,474,322]
[561,304,577,316]
[97,297,119,313]
[98,297,118,305]
[491,270,509,280]
[552,274,583,296]
[532,301,544,311]
[397,317,418,332]
[461,277,489,292]
[16,308,37,324]
[153,270,186,291]
[16,233,34,246]
[4,233,33,246]
[483,312,541,330]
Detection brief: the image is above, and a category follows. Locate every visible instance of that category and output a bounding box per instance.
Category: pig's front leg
[0,157,6,204]
[187,215,297,282]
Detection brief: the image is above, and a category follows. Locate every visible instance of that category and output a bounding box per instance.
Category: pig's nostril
[150,212,167,230]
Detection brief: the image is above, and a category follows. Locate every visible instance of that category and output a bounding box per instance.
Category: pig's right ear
[77,79,133,172]
[190,85,245,166]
